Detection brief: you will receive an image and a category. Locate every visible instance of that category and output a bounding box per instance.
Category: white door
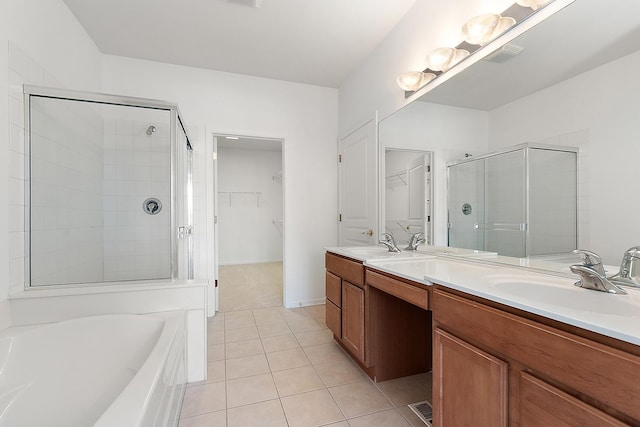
[205,135,220,316]
[338,119,378,246]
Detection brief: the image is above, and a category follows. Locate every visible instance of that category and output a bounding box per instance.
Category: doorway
[211,135,284,312]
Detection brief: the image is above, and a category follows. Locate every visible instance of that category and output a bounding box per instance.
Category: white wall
[218,147,283,265]
[102,55,339,307]
[1,0,103,302]
[488,49,640,265]
[338,0,514,136]
[379,101,488,246]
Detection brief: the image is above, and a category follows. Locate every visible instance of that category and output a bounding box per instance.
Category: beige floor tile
[314,359,367,387]
[207,330,225,345]
[347,408,412,427]
[303,304,325,317]
[208,319,225,333]
[225,326,260,343]
[280,389,345,427]
[294,330,333,347]
[226,354,270,379]
[376,374,431,406]
[225,316,257,331]
[303,342,350,365]
[227,399,287,427]
[226,373,279,408]
[323,423,349,427]
[179,410,227,427]
[224,310,254,322]
[207,360,226,383]
[266,348,311,372]
[261,334,300,353]
[272,366,325,397]
[286,318,323,333]
[208,344,225,362]
[329,380,393,418]
[257,321,292,338]
[180,381,226,418]
[310,313,326,327]
[225,339,264,359]
[253,309,286,325]
[397,405,430,427]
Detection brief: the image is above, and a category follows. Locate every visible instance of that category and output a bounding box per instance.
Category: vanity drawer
[326,271,341,307]
[325,252,364,287]
[366,270,429,310]
[326,300,341,338]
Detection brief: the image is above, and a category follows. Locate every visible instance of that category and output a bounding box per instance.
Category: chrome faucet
[378,233,401,253]
[609,246,640,288]
[405,232,426,251]
[570,249,627,294]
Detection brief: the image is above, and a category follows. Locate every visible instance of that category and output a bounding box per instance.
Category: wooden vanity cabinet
[432,287,640,426]
[325,252,367,366]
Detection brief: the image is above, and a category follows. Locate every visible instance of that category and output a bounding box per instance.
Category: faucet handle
[573,249,606,275]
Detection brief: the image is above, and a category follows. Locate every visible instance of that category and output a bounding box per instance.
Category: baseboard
[285,298,325,308]
[218,258,283,266]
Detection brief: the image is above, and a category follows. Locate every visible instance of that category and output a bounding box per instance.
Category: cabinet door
[342,281,365,362]
[519,372,627,427]
[326,300,341,338]
[433,328,508,427]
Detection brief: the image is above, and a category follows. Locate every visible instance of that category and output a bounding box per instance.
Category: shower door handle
[177,226,193,239]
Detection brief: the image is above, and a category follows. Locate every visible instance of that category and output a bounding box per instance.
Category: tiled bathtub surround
[179,304,431,427]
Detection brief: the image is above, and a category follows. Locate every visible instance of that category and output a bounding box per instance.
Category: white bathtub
[0,311,186,427]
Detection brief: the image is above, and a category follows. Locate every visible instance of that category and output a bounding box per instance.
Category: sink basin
[487,273,638,316]
[417,246,497,257]
[338,246,435,261]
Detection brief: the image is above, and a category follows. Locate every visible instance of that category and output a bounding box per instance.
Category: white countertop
[327,247,640,346]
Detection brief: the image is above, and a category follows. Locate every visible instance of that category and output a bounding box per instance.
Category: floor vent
[408,400,433,426]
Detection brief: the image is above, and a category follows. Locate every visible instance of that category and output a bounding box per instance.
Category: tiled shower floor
[178,304,432,426]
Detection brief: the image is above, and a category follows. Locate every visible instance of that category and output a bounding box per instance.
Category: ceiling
[62,0,416,88]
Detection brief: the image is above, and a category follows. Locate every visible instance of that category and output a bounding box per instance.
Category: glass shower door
[483,150,526,257]
[447,159,485,251]
[175,117,193,280]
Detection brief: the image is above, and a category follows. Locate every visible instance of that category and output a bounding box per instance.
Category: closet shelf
[219,191,261,208]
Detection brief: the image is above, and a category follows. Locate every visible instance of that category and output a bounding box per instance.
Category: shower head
[146,125,156,136]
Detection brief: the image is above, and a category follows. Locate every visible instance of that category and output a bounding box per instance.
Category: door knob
[361,229,373,236]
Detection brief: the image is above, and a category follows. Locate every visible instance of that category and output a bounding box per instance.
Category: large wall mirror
[379,0,640,270]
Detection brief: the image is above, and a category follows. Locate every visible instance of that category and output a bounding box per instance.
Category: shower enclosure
[24,86,193,287]
[447,144,577,258]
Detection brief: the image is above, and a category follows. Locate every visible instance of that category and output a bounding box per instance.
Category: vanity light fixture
[516,0,551,10]
[425,47,470,72]
[397,0,559,95]
[397,71,436,92]
[462,14,517,45]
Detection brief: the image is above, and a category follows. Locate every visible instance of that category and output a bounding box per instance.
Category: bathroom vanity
[325,248,640,426]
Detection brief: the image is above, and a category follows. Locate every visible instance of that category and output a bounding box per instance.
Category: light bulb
[396,71,435,92]
[462,13,501,45]
[449,49,470,68]
[516,0,551,10]
[426,47,455,72]
[479,16,516,46]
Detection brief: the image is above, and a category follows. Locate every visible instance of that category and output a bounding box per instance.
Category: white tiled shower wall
[102,116,171,281]
[29,96,104,285]
[8,42,47,294]
[9,43,175,289]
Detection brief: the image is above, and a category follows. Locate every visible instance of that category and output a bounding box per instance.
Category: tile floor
[217,263,283,312]
[179,304,432,426]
